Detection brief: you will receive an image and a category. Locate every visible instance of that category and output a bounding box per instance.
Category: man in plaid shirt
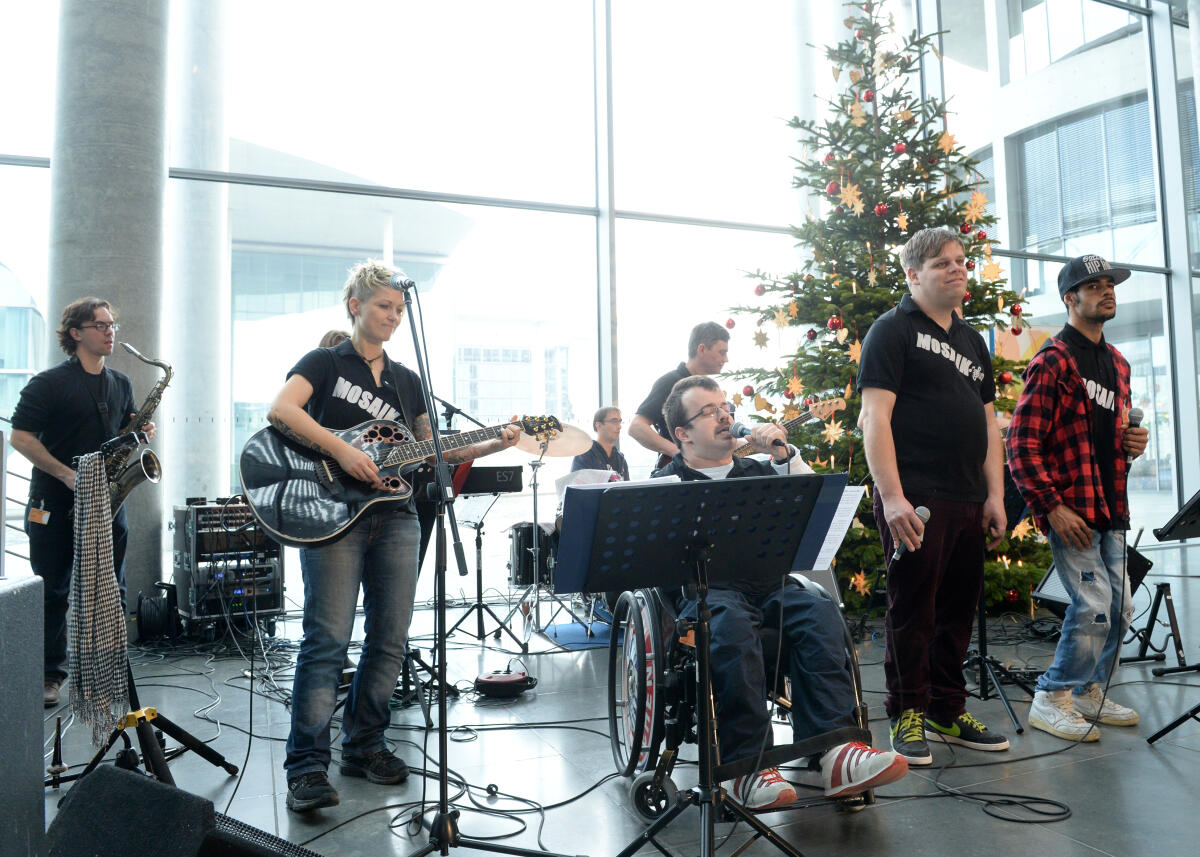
[1007,254,1149,742]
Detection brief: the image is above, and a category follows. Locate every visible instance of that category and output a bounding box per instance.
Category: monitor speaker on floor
[45,765,323,857]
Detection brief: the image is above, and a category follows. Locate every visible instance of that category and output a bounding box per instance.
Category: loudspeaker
[45,765,324,857]
[1032,546,1153,618]
[1,576,45,857]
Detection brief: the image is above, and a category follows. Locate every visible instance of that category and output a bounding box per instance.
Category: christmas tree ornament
[827,314,844,330]
[824,152,834,163]
[783,389,795,399]
[863,89,875,102]
[965,260,975,270]
[975,229,987,241]
[725,318,736,329]
[850,101,867,127]
[981,259,1003,281]
[826,180,841,195]
[960,222,973,234]
[998,296,1005,312]
[850,571,871,597]
[787,374,805,396]
[787,300,799,318]
[1011,325,1023,335]
[937,130,957,153]
[848,339,863,364]
[753,329,769,349]
[899,108,914,122]
[823,419,845,444]
[742,385,755,397]
[834,205,845,214]
[897,212,908,230]
[1010,303,1022,316]
[892,142,907,155]
[999,371,1013,384]
[963,291,971,301]
[838,182,863,211]
[732,393,743,407]
[754,284,766,296]
[874,202,888,216]
[806,328,818,341]
[849,69,863,84]
[963,190,988,223]
[836,327,849,344]
[773,309,789,328]
[927,155,938,165]
[783,404,800,421]
[754,394,776,414]
[855,28,865,39]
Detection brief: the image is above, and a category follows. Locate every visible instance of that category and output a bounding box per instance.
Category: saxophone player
[9,297,157,708]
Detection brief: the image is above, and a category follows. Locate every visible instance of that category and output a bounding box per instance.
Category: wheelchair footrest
[712,725,871,783]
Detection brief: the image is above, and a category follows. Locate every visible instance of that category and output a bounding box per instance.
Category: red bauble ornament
[806,329,818,341]
[963,291,972,301]
[725,318,736,329]
[874,202,888,216]
[742,385,754,396]
[960,223,972,234]
[1010,303,1023,316]
[975,229,988,241]
[892,142,907,155]
[827,315,844,331]
[927,155,938,164]
[863,89,875,103]
[754,284,766,297]
[784,389,795,400]
[855,28,865,39]
[1011,325,1023,335]
[834,205,844,214]
[824,152,834,163]
[965,260,976,270]
[826,181,841,195]
[999,371,1013,384]
[1004,588,1020,604]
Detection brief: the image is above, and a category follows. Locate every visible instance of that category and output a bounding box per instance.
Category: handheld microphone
[890,505,931,562]
[389,271,416,290]
[1126,407,1143,464]
[729,421,786,448]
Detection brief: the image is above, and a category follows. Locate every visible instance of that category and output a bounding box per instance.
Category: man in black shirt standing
[629,321,729,465]
[10,297,153,707]
[858,227,1008,765]
[270,260,520,813]
[570,406,629,480]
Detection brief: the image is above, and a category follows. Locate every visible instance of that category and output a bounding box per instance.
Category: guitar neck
[380,424,504,468]
[732,410,811,458]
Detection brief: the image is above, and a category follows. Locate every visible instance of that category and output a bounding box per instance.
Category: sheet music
[810,485,866,571]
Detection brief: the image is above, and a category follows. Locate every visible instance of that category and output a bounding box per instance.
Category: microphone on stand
[730,421,787,448]
[1126,407,1143,465]
[388,271,416,290]
[890,505,931,563]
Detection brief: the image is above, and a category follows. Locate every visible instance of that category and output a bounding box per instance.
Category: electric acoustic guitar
[239,415,559,548]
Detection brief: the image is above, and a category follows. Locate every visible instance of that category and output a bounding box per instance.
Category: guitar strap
[387,359,416,436]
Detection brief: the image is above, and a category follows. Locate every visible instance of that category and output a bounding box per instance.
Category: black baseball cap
[1057,254,1131,298]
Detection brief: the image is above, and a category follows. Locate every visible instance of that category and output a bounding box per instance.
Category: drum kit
[497,421,614,640]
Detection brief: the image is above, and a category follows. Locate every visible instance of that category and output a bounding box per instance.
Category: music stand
[557,473,865,857]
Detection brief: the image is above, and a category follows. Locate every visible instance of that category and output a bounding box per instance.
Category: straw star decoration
[850,571,872,596]
[963,190,988,223]
[823,419,845,444]
[937,131,957,154]
[787,376,805,397]
[753,329,769,349]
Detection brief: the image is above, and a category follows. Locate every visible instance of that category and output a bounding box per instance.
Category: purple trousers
[873,493,984,722]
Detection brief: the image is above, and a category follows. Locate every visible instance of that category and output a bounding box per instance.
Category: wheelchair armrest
[789,570,843,608]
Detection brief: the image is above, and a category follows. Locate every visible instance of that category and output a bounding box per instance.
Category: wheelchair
[606,575,874,821]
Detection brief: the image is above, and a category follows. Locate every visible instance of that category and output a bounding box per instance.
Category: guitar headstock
[519,414,562,440]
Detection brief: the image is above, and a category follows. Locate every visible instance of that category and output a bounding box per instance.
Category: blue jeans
[1036,529,1132,693]
[677,583,858,764]
[284,509,420,778]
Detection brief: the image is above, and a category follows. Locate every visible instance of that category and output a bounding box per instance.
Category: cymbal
[515,422,591,457]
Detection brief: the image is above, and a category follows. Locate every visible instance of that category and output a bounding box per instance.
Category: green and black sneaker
[889,708,932,766]
[924,711,1010,751]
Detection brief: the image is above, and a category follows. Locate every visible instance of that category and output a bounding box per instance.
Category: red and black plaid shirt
[1006,336,1131,532]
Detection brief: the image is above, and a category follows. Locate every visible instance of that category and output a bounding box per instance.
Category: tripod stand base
[409,809,579,857]
[1147,700,1200,744]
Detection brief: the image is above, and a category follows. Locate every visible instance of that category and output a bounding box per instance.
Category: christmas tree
[729,1,1048,611]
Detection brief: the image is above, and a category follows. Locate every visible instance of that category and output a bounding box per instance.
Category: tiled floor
[42,544,1200,857]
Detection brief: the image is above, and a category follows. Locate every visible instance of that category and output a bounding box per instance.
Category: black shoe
[339,748,409,784]
[43,679,62,708]
[925,711,1010,751]
[286,771,339,812]
[889,708,933,766]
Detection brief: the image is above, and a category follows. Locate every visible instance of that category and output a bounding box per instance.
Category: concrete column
[163,0,231,510]
[49,0,169,612]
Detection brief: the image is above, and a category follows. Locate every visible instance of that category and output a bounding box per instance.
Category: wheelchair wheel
[607,590,665,776]
[629,770,678,822]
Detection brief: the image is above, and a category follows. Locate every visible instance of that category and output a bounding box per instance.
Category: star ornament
[981,259,1004,282]
[731,393,743,407]
[788,300,799,318]
[963,190,988,223]
[783,404,800,421]
[1011,519,1035,541]
[753,329,769,349]
[850,101,867,127]
[838,183,863,209]
[787,375,805,396]
[773,308,789,328]
[822,419,845,444]
[848,339,863,364]
[850,570,872,596]
[897,212,909,231]
[937,131,957,154]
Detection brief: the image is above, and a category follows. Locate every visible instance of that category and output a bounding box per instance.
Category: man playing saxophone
[9,297,157,708]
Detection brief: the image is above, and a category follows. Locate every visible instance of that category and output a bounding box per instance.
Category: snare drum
[508,521,556,587]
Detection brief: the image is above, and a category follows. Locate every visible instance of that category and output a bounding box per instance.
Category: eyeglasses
[601,418,623,424]
[78,322,119,333]
[682,403,730,426]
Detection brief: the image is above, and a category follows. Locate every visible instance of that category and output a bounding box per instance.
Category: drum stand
[500,456,592,638]
[447,496,529,653]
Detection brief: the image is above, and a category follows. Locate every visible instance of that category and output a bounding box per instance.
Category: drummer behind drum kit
[499,421,612,639]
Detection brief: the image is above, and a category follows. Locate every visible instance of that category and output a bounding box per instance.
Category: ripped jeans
[1036,528,1132,693]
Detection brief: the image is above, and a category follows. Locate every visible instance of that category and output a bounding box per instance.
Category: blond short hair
[342,260,398,322]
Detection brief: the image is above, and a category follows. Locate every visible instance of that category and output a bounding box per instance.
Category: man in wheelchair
[652,375,908,811]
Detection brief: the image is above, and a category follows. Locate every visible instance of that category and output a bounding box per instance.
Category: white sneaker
[819,741,908,798]
[1074,683,1139,726]
[721,766,798,811]
[1029,690,1100,742]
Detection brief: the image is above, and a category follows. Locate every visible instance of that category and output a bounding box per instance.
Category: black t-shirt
[1057,324,1118,518]
[636,362,690,442]
[288,339,427,434]
[11,357,136,509]
[857,294,996,502]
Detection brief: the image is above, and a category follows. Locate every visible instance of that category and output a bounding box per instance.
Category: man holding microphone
[1007,254,1149,741]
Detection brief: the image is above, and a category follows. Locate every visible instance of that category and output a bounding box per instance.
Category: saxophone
[106,342,172,514]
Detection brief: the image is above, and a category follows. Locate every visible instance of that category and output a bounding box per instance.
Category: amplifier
[461,464,523,495]
[172,501,284,624]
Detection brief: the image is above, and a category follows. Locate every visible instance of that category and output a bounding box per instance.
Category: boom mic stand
[398,281,574,857]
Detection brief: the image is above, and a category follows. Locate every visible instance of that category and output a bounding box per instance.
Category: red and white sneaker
[819,741,908,799]
[722,767,798,811]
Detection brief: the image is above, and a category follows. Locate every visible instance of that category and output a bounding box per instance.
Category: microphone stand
[398,284,573,857]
